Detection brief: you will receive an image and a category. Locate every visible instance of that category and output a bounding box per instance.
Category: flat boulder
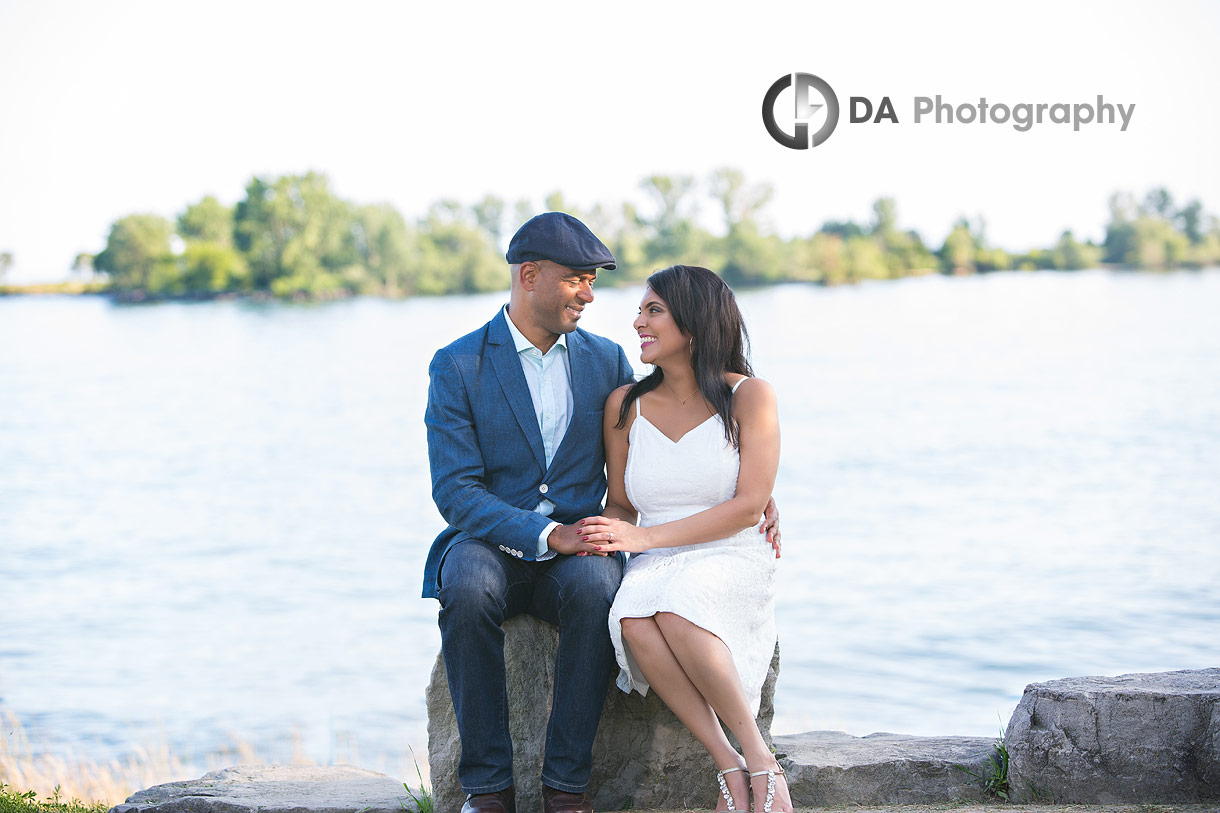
[1005,668,1220,803]
[773,730,998,805]
[107,764,420,813]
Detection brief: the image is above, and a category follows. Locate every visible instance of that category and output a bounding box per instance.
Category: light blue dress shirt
[503,306,574,558]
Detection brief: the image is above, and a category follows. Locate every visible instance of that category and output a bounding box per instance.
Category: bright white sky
[2,0,1218,281]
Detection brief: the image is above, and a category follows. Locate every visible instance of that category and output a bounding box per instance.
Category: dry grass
[0,712,334,807]
[1,712,194,806]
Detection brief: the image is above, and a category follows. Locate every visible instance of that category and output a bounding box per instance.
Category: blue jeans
[437,540,623,795]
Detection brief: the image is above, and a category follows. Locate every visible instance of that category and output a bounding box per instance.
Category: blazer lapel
[488,312,547,470]
[548,329,593,471]
[566,329,592,411]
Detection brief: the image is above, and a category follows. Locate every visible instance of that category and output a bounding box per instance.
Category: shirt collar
[503,305,567,355]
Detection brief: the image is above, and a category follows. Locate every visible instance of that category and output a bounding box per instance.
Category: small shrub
[954,730,1010,801]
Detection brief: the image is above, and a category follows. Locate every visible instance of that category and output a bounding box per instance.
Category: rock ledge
[108,764,420,813]
[776,731,997,805]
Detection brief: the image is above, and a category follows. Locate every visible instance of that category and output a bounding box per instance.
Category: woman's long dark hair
[616,265,753,446]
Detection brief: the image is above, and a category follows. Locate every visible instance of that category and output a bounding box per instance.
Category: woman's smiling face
[633,287,689,365]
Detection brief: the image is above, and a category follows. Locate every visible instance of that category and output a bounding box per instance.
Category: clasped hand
[577,497,782,558]
[578,516,652,553]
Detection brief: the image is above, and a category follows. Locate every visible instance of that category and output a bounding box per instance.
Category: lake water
[2,269,1219,781]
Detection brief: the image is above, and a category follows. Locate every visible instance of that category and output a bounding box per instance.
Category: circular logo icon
[762,73,839,149]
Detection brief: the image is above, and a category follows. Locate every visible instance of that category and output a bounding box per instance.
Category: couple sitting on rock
[423,212,788,813]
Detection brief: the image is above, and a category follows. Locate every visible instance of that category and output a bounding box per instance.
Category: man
[424,212,631,813]
[424,213,778,813]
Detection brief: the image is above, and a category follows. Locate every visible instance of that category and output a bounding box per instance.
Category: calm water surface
[2,269,1218,779]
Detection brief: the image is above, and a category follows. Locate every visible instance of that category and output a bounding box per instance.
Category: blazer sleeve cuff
[536,521,560,561]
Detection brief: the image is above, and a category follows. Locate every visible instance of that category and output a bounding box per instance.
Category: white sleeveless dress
[608,379,778,715]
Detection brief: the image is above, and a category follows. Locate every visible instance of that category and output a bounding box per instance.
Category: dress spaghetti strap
[731,377,750,394]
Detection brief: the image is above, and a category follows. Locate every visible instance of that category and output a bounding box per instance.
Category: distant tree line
[82,170,1220,300]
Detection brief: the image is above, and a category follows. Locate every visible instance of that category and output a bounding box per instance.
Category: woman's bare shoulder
[604,383,637,431]
[729,376,777,413]
[605,382,633,410]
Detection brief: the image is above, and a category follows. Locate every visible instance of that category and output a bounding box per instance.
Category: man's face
[527,261,597,338]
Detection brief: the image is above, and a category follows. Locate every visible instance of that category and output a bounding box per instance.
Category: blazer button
[538,484,549,494]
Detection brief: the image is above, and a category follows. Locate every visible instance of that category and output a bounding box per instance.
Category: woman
[579,266,790,813]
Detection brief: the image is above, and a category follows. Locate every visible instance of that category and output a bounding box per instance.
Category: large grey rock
[107,764,422,813]
[773,730,997,805]
[427,614,779,813]
[1005,668,1220,803]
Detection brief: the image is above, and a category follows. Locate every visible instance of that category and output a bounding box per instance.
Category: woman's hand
[578,515,653,554]
[760,496,782,558]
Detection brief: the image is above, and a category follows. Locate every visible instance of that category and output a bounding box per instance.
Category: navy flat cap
[506,212,617,271]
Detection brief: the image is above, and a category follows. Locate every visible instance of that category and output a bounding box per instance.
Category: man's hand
[760,496,781,558]
[547,523,604,556]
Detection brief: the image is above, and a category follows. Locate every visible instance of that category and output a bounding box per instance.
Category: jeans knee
[438,549,509,626]
[561,557,621,615]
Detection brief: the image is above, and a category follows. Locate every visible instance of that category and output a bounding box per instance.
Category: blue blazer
[422,309,635,598]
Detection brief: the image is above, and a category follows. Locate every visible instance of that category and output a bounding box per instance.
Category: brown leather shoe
[461,786,515,813]
[542,785,592,813]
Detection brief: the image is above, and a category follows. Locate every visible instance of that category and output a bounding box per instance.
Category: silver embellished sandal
[748,765,790,813]
[715,765,747,812]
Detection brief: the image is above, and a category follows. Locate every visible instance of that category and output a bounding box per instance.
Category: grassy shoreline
[0,282,109,296]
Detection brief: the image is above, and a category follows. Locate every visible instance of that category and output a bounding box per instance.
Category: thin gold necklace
[661,379,699,404]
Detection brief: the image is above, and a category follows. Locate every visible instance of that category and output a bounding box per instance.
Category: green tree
[845,234,889,280]
[1050,230,1102,270]
[1015,248,1053,271]
[820,219,865,239]
[1143,187,1174,219]
[413,202,505,295]
[719,222,789,285]
[472,195,507,248]
[870,197,898,239]
[803,232,846,284]
[1103,188,1202,269]
[351,203,416,296]
[639,174,698,266]
[0,251,12,282]
[1130,217,1189,269]
[605,202,650,279]
[1186,229,1220,267]
[94,214,175,292]
[178,196,235,246]
[233,172,356,298]
[1103,191,1137,264]
[709,168,780,284]
[866,198,936,276]
[708,168,772,228]
[974,246,1012,272]
[940,218,977,274]
[1177,199,1205,244]
[72,253,94,279]
[180,241,250,293]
